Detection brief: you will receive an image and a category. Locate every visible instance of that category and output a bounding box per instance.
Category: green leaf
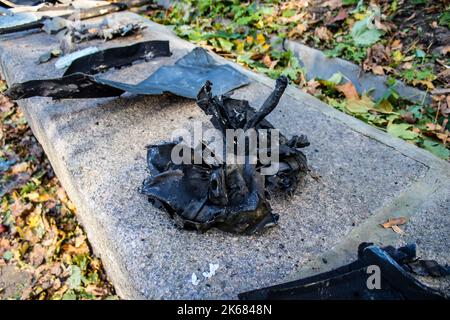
[68,265,82,289]
[217,38,234,52]
[327,72,343,85]
[351,15,383,46]
[387,123,419,140]
[3,251,13,261]
[282,9,296,18]
[439,11,450,28]
[415,49,426,59]
[422,140,450,160]
[62,290,77,300]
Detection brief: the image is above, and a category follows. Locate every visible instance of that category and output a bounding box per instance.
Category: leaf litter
[0,79,117,300]
[145,0,449,160]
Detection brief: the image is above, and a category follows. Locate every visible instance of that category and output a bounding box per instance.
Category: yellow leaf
[256,33,265,45]
[412,79,434,90]
[376,100,394,114]
[392,50,404,63]
[246,35,253,44]
[345,95,375,114]
[256,20,264,29]
[235,40,244,52]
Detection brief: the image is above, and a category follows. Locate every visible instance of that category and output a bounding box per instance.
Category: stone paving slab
[1,12,449,299]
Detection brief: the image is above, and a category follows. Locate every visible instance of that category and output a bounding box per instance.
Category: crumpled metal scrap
[140,76,309,234]
[5,47,249,100]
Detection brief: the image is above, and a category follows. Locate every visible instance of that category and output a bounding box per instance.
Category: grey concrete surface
[0,12,449,299]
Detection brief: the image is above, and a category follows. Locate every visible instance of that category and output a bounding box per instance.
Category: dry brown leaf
[390,39,403,51]
[322,0,342,10]
[30,244,46,267]
[326,8,348,25]
[63,242,89,255]
[305,79,321,95]
[314,26,333,42]
[401,62,413,70]
[288,24,307,38]
[10,162,28,174]
[0,224,8,234]
[262,55,272,68]
[381,216,408,229]
[372,65,385,75]
[391,225,405,235]
[440,46,450,55]
[336,82,359,100]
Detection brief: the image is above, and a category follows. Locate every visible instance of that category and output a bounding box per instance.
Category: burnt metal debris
[0,0,158,35]
[63,40,171,76]
[239,243,450,300]
[5,47,250,100]
[140,76,309,234]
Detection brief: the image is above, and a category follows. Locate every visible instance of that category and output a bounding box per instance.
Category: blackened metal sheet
[64,40,171,76]
[95,47,250,99]
[5,73,125,99]
[238,243,449,300]
[5,47,249,100]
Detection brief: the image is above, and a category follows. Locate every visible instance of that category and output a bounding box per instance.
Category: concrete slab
[1,12,449,299]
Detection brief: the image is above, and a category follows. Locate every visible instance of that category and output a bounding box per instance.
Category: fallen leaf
[314,26,333,42]
[372,65,385,75]
[11,162,28,174]
[387,123,419,140]
[262,55,272,68]
[326,8,348,25]
[391,225,405,235]
[322,0,342,10]
[63,242,89,255]
[440,45,450,55]
[345,95,374,114]
[381,217,408,229]
[336,82,359,100]
[0,224,8,234]
[401,62,413,70]
[30,244,46,267]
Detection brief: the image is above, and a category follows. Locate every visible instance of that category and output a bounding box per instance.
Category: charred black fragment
[64,40,171,76]
[5,73,125,99]
[141,76,309,234]
[5,47,249,100]
[238,243,450,300]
